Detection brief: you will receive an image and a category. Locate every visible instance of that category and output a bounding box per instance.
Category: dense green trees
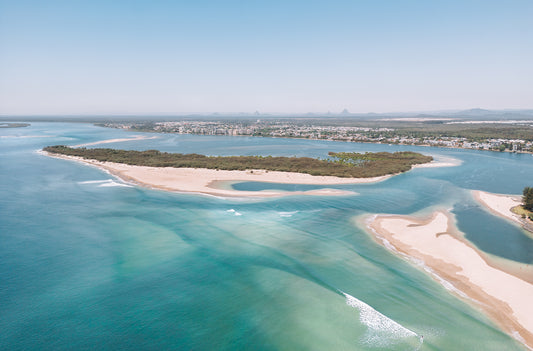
[523,187,533,211]
[43,146,433,178]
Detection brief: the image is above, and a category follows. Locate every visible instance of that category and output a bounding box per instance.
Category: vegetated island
[42,146,433,197]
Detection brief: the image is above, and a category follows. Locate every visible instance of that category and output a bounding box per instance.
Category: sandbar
[43,152,393,197]
[472,190,523,224]
[367,211,533,349]
[412,158,461,168]
[74,135,158,147]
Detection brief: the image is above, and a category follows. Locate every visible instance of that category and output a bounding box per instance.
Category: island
[42,145,433,197]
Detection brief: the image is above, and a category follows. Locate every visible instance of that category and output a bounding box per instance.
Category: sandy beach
[43,152,394,197]
[472,190,523,224]
[367,211,533,349]
[412,157,461,168]
[74,135,158,147]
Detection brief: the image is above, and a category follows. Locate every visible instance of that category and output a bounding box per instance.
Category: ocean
[1,122,532,350]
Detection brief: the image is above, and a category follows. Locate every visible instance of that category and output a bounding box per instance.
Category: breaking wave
[226,209,242,216]
[78,179,132,187]
[278,211,298,217]
[342,291,423,348]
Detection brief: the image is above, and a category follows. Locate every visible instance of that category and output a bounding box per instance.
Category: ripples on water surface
[1,123,532,350]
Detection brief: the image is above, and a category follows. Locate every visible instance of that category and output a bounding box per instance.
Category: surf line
[234,237,423,348]
[339,289,424,348]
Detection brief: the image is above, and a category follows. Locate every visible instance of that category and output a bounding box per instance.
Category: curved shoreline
[472,190,533,235]
[366,210,533,350]
[73,135,158,147]
[41,151,395,197]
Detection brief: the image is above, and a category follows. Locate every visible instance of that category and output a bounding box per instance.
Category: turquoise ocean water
[1,122,532,350]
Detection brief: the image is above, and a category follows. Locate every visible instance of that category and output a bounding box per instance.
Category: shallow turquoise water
[1,122,532,350]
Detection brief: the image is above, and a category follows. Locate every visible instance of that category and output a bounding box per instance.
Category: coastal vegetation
[523,187,533,211]
[512,187,533,221]
[522,187,533,221]
[43,146,433,178]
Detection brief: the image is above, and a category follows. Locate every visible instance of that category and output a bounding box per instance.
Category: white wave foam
[78,179,132,187]
[278,211,298,217]
[512,331,533,351]
[98,180,132,187]
[226,209,242,216]
[78,179,112,184]
[342,292,420,347]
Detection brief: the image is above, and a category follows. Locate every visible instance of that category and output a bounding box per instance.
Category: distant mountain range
[2,109,533,122]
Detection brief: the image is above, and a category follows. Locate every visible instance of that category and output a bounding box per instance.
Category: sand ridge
[367,210,533,349]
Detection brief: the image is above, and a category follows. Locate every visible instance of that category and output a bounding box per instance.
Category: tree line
[524,187,533,212]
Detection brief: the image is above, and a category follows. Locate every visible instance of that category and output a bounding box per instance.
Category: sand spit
[367,211,533,349]
[472,190,533,235]
[472,190,523,224]
[74,135,158,147]
[412,159,461,168]
[41,152,395,198]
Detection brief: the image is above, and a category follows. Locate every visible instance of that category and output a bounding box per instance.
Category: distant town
[99,118,533,153]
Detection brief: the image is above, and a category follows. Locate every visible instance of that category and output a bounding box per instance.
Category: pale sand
[74,135,158,147]
[368,211,533,349]
[472,190,523,224]
[412,156,462,169]
[412,161,459,168]
[43,152,394,197]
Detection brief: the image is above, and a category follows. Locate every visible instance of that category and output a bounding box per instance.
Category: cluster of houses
[102,121,533,153]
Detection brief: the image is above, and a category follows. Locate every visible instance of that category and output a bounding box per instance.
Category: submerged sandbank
[42,152,394,197]
[367,211,533,349]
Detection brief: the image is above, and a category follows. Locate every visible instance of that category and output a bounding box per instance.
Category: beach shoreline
[366,210,533,350]
[74,135,158,147]
[472,190,533,234]
[41,151,396,198]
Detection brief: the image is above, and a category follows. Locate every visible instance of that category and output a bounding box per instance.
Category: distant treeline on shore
[43,146,433,178]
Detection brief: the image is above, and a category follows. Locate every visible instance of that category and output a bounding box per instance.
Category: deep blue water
[1,122,532,350]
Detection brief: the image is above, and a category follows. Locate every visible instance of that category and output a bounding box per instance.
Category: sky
[0,0,532,115]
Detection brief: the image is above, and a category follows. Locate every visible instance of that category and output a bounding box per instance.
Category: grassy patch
[512,205,533,220]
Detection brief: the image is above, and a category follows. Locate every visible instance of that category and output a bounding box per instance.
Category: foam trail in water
[341,291,423,348]
[78,179,112,184]
[226,209,242,216]
[79,179,132,187]
[98,180,132,187]
[278,211,298,217]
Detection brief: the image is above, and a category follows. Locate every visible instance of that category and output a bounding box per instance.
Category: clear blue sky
[1,0,532,115]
